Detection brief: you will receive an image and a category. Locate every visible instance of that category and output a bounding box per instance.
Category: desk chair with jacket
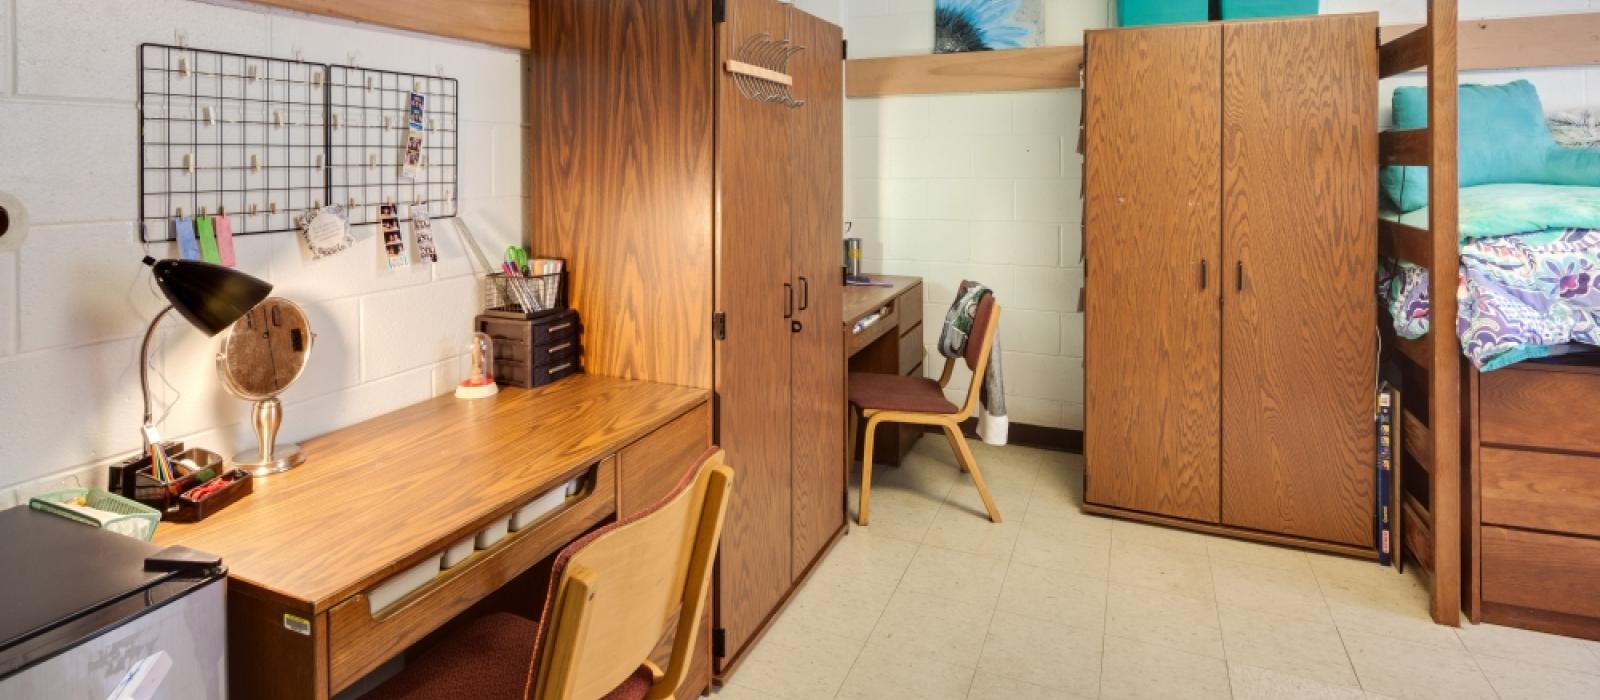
[372,449,733,700]
[849,289,1003,526]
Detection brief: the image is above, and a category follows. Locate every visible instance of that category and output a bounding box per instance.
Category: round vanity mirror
[218,297,314,476]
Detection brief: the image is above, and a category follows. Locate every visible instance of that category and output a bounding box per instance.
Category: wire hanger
[725,0,806,108]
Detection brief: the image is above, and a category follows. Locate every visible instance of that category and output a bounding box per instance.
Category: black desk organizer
[107,442,253,523]
[476,310,583,388]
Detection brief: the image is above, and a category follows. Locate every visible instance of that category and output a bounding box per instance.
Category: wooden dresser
[154,375,712,699]
[1466,358,1600,640]
[1082,13,1380,554]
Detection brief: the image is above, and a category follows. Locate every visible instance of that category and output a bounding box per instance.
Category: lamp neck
[141,305,176,440]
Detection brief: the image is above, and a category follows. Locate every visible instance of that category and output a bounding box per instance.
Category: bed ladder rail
[1379,26,1431,77]
[1375,0,1460,626]
[1379,219,1434,268]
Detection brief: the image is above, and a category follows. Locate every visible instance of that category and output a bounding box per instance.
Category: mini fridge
[0,506,226,699]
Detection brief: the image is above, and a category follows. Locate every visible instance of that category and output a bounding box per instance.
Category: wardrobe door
[714,0,796,670]
[1083,24,1224,523]
[787,11,846,578]
[1219,15,1377,545]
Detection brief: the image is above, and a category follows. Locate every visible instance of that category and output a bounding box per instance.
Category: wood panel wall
[249,0,531,49]
[528,0,716,389]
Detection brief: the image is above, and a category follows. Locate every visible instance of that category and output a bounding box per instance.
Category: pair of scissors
[503,246,529,276]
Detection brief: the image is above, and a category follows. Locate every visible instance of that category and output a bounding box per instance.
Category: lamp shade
[142,256,272,335]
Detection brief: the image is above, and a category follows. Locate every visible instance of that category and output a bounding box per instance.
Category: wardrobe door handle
[784,283,794,319]
[1200,260,1208,290]
[798,276,810,311]
[1236,262,1245,292]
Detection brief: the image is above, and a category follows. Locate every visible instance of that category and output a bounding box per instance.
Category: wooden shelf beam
[1382,11,1600,72]
[846,46,1083,98]
[247,0,531,50]
[848,12,1600,98]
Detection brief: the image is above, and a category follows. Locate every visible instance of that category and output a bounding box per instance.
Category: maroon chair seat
[368,612,652,700]
[848,372,959,415]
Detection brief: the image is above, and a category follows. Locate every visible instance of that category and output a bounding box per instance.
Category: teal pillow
[1381,80,1557,212]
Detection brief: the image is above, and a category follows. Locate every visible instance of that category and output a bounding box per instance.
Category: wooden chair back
[529,449,734,700]
[937,298,1002,422]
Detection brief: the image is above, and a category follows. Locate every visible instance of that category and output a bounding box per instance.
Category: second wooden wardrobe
[1082,13,1379,553]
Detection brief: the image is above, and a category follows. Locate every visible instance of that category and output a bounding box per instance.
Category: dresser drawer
[325,459,616,694]
[1481,525,1600,620]
[1481,448,1600,538]
[1481,366,1600,453]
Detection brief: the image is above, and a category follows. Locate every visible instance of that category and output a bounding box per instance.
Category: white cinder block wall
[0,0,527,503]
[845,0,1600,432]
[846,0,1109,432]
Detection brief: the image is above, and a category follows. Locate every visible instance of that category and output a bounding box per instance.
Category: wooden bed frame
[1381,1,1600,638]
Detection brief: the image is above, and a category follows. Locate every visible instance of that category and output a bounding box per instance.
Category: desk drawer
[898,331,924,375]
[899,283,924,335]
[1482,366,1600,454]
[1482,525,1600,620]
[619,403,711,517]
[1481,447,1600,538]
[846,302,898,357]
[326,459,617,694]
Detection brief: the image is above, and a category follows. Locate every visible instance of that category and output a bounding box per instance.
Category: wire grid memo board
[137,44,459,243]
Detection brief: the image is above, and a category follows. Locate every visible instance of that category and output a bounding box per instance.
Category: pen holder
[108,441,184,498]
[127,447,251,522]
[482,270,567,319]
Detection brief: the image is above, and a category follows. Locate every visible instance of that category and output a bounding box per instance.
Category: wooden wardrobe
[1082,13,1380,554]
[528,0,846,687]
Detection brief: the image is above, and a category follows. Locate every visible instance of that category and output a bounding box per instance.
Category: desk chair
[849,296,1002,526]
[371,449,733,700]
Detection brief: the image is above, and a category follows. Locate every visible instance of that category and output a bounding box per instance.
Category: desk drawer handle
[547,342,572,354]
[548,363,573,374]
[547,322,573,333]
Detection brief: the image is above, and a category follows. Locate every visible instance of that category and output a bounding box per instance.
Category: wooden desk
[155,374,711,700]
[844,275,926,464]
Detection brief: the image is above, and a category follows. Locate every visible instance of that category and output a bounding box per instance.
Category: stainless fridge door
[0,577,225,700]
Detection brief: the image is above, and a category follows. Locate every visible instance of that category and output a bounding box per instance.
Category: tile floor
[711,441,1600,700]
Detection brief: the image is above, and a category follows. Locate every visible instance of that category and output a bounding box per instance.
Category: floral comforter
[1384,228,1600,370]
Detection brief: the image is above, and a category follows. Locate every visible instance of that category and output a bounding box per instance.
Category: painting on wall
[934,0,1043,53]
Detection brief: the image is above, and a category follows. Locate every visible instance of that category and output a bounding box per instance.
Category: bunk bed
[1379,0,1600,638]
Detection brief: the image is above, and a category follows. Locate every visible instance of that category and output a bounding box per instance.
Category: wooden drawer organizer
[327,459,615,690]
[477,311,583,388]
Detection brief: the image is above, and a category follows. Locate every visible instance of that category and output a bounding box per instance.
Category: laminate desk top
[154,374,709,613]
[843,275,923,325]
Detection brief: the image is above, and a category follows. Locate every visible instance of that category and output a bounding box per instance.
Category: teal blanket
[1382,183,1600,240]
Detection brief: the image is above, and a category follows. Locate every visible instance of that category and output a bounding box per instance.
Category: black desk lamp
[138,256,272,451]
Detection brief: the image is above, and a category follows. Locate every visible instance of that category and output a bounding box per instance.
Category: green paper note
[196,217,222,264]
